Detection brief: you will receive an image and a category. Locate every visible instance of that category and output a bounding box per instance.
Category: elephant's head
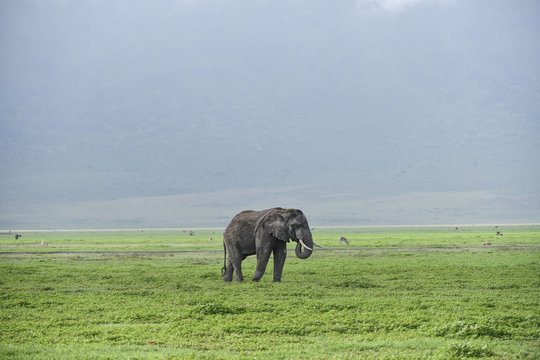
[262,208,319,259]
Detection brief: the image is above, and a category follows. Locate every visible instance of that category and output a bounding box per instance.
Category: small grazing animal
[339,236,349,245]
[481,242,491,246]
[40,240,48,247]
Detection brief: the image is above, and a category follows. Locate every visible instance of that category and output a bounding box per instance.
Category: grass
[0,226,539,359]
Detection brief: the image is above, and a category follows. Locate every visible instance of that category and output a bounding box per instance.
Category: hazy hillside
[1,0,539,228]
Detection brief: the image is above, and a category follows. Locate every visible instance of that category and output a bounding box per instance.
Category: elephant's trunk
[295,228,314,259]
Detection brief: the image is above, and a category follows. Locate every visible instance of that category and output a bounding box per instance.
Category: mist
[1,0,539,229]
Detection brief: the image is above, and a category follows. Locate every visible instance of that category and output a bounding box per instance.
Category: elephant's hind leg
[223,258,234,282]
[223,242,244,282]
[233,260,244,282]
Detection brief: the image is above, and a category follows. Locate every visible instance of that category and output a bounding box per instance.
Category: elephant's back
[224,208,280,238]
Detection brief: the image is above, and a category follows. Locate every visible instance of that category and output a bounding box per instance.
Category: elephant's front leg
[273,241,287,282]
[252,246,272,282]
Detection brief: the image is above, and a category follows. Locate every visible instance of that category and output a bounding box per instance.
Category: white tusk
[298,239,313,251]
[313,242,323,248]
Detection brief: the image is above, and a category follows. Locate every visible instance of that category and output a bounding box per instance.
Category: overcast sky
[1,0,539,229]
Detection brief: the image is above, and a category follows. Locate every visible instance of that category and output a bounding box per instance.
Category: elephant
[222,207,320,282]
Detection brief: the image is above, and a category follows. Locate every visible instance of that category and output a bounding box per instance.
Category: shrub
[432,320,509,339]
[448,342,495,358]
[192,302,242,315]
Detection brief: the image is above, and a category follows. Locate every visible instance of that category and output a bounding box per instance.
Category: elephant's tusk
[298,239,313,251]
[313,242,323,248]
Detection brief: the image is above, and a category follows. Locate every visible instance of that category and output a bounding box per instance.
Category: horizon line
[2,223,539,233]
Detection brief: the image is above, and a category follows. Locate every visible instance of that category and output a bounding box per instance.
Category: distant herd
[2,228,506,248]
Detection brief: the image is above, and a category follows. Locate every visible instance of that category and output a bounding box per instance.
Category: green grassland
[1,226,539,359]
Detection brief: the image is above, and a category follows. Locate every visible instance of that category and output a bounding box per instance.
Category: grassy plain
[0,226,539,359]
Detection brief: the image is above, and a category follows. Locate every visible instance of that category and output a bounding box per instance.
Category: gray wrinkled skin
[222,208,314,282]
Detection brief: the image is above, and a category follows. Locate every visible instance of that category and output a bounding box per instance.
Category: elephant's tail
[221,242,227,277]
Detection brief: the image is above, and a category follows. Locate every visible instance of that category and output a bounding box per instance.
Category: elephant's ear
[263,213,289,242]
